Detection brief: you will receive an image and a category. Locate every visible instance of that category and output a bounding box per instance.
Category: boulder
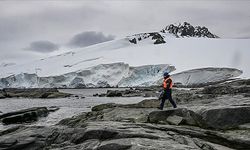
[106,90,122,97]
[148,108,201,126]
[198,106,250,129]
[92,103,118,111]
[0,107,50,125]
[166,115,184,125]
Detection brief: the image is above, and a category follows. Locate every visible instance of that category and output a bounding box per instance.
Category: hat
[163,72,169,77]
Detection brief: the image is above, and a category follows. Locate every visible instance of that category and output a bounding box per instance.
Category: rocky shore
[0,88,72,99]
[0,79,250,149]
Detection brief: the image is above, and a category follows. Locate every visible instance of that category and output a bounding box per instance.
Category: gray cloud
[0,0,250,64]
[25,41,59,53]
[68,31,115,48]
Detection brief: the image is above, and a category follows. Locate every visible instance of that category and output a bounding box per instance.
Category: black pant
[160,90,177,109]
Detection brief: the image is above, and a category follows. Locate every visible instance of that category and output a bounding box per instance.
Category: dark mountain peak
[162,22,219,38]
[127,22,219,44]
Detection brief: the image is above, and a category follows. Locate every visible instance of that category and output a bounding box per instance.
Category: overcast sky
[1,0,250,64]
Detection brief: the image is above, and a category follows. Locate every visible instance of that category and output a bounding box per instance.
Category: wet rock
[199,106,250,129]
[0,107,49,125]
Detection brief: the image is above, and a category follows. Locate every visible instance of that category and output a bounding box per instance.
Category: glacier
[0,62,242,88]
[0,63,175,88]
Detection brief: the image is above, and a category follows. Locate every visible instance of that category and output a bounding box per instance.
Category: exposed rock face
[127,22,218,45]
[127,32,166,45]
[162,22,218,38]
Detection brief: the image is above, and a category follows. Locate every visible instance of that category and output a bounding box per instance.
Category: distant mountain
[127,22,218,44]
[162,22,218,38]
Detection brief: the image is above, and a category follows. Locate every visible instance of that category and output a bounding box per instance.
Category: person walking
[159,72,177,110]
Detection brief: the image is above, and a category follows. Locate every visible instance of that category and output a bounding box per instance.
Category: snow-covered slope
[1,23,249,88]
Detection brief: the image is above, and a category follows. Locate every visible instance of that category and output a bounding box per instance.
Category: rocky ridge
[127,22,218,45]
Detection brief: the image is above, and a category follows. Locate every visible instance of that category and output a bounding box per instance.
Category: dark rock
[129,38,137,44]
[0,138,18,148]
[106,90,122,97]
[48,106,60,112]
[97,141,132,150]
[0,107,49,125]
[163,22,218,38]
[93,93,99,97]
[2,88,71,98]
[154,38,166,44]
[226,79,250,86]
[199,106,250,129]
[0,90,6,99]
[72,129,118,144]
[202,85,250,95]
[92,103,118,111]
[93,93,106,97]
